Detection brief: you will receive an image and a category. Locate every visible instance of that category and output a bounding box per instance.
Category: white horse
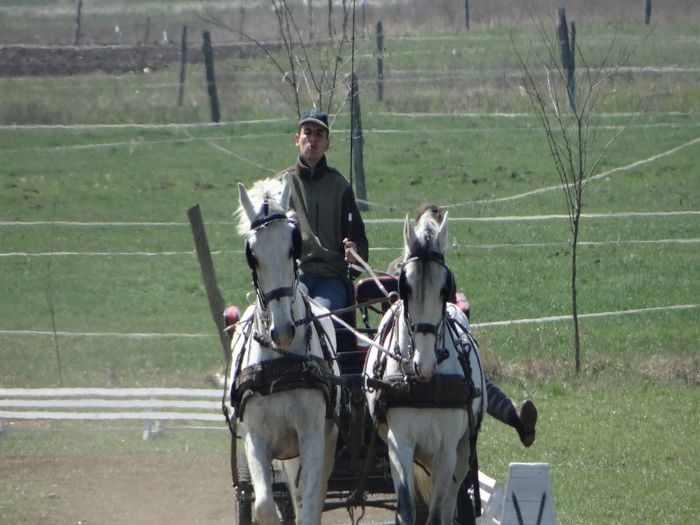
[225,176,340,524]
[364,211,487,524]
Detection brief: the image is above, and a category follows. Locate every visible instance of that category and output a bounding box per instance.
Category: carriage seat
[355,275,400,314]
[355,276,470,319]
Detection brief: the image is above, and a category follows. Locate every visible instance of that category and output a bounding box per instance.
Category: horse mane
[235,177,288,236]
[404,211,442,260]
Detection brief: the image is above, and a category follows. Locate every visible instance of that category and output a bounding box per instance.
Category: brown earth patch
[0,428,393,524]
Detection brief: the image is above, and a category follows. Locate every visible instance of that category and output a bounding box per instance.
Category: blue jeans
[299,274,349,311]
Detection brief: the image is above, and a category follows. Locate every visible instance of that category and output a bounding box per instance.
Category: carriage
[225,178,485,524]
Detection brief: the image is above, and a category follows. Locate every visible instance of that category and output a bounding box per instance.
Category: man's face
[295,123,329,167]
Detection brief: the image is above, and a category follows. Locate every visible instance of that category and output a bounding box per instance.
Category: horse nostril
[271,323,296,347]
[414,360,433,383]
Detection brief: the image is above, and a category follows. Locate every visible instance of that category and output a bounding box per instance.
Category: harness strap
[372,374,474,423]
[232,355,335,421]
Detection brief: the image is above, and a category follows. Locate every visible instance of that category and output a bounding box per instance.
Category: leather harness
[230,299,337,421]
[370,304,482,427]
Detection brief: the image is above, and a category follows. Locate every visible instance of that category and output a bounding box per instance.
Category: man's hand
[343,238,358,263]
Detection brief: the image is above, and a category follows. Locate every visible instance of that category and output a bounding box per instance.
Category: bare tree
[203,0,354,119]
[513,18,628,374]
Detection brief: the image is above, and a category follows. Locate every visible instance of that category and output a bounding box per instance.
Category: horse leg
[426,446,459,525]
[321,419,339,500]
[295,423,327,524]
[280,457,302,520]
[387,430,416,525]
[445,433,473,524]
[243,435,278,525]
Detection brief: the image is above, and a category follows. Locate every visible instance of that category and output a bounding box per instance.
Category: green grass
[479,375,700,524]
[1,11,699,524]
[1,113,698,388]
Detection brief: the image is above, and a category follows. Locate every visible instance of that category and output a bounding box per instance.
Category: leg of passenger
[485,380,537,447]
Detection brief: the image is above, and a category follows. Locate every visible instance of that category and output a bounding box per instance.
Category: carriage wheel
[275,487,295,524]
[270,468,295,525]
[232,444,254,525]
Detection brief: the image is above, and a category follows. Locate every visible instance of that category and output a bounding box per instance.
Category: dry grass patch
[640,354,700,385]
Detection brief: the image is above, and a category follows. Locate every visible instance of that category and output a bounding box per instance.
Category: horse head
[237,176,301,349]
[398,210,453,382]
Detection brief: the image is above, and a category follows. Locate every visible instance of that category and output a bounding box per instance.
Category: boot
[515,400,538,447]
[485,381,538,447]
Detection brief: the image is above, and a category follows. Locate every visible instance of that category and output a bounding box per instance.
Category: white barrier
[501,463,557,525]
[477,470,505,525]
[0,388,224,440]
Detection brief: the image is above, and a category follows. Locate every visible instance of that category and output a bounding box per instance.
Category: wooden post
[645,0,652,25]
[348,73,368,211]
[140,17,152,70]
[143,16,152,44]
[202,30,221,123]
[361,0,366,37]
[557,8,576,113]
[187,204,230,363]
[376,20,384,101]
[239,4,245,36]
[307,0,313,40]
[73,0,83,45]
[177,25,188,107]
[342,0,348,41]
[464,0,470,30]
[328,0,333,38]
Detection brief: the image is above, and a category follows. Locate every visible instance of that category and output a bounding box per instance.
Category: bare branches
[201,0,352,119]
[513,17,630,374]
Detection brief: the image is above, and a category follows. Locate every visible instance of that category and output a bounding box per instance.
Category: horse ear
[279,175,291,211]
[238,182,257,224]
[403,214,417,258]
[436,211,449,253]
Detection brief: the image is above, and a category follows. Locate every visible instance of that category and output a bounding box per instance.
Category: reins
[305,295,408,365]
[293,292,398,326]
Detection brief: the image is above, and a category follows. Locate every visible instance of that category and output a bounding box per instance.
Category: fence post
[348,73,368,211]
[464,0,470,30]
[177,25,188,107]
[187,204,230,363]
[644,0,652,25]
[557,8,576,113]
[361,0,367,37]
[139,17,152,70]
[328,0,333,38]
[73,0,83,45]
[202,30,221,123]
[376,20,384,101]
[307,0,314,40]
[239,4,245,36]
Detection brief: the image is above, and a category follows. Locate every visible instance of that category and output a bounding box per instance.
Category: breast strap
[232,355,335,421]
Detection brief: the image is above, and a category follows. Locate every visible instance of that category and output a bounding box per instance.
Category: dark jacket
[280,155,369,281]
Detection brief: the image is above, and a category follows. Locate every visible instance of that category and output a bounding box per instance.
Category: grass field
[1,2,699,523]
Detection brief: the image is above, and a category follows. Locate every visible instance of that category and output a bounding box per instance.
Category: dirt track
[1,431,393,525]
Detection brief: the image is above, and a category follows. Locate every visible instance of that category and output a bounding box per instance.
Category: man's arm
[341,187,369,262]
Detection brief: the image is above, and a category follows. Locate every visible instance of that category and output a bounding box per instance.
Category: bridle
[397,248,455,367]
[245,204,302,311]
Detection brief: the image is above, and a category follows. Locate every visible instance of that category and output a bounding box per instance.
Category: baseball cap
[298,108,329,131]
